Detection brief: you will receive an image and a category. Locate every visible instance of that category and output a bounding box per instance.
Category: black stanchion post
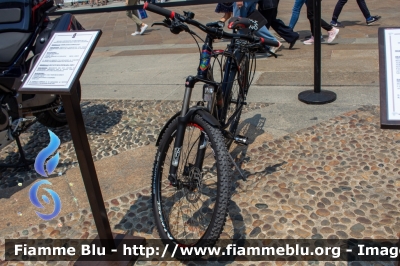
[61,84,115,252]
[298,0,336,104]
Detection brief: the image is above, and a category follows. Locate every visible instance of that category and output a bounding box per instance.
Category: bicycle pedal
[234,135,248,146]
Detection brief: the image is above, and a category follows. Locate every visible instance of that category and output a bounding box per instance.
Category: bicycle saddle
[227,17,258,31]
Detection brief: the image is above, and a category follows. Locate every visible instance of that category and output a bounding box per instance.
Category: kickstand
[0,133,34,170]
[229,153,246,181]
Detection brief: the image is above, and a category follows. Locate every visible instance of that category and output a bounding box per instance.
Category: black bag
[242,10,268,34]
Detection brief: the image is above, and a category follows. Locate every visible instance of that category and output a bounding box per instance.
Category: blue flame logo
[29,129,62,220]
[35,130,60,177]
[29,180,61,220]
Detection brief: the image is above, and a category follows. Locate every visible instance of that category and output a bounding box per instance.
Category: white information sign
[21,31,100,90]
[384,29,400,121]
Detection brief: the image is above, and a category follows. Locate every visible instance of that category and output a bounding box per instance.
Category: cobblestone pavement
[1,100,400,266]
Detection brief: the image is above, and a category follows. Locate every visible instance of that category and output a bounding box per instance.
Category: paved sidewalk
[1,0,400,265]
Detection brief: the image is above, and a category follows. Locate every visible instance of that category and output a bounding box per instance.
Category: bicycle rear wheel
[152,114,231,260]
[222,53,249,149]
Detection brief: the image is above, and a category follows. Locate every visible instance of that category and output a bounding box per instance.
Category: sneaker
[131,31,140,36]
[327,27,339,43]
[269,42,283,54]
[140,24,148,35]
[366,15,381,25]
[303,36,314,45]
[330,20,344,27]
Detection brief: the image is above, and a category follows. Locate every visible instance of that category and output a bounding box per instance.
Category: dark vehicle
[0,0,83,168]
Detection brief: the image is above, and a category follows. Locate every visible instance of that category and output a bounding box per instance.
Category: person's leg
[259,8,273,29]
[305,0,338,44]
[356,0,371,19]
[306,0,314,36]
[234,0,256,17]
[127,0,147,34]
[235,1,279,52]
[220,12,231,22]
[331,0,348,22]
[321,20,333,32]
[233,2,241,17]
[289,0,307,29]
[357,0,382,25]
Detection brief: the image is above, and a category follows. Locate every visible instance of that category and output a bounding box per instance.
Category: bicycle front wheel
[152,114,231,259]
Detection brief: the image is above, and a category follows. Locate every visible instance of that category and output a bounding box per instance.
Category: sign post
[19,30,144,264]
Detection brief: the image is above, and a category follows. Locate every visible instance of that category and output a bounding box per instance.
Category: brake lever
[151,22,170,28]
[152,18,172,28]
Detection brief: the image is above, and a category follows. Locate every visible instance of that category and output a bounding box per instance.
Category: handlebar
[144,2,280,47]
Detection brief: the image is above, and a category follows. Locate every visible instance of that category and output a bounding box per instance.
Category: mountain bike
[144,2,279,259]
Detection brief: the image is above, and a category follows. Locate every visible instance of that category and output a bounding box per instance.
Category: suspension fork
[168,34,215,187]
[168,76,197,186]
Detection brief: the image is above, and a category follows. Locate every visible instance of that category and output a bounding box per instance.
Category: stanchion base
[74,233,145,266]
[298,90,337,104]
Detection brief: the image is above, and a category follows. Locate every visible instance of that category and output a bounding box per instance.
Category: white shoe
[140,24,148,35]
[131,31,140,36]
[269,41,283,54]
[303,36,314,45]
[327,27,339,43]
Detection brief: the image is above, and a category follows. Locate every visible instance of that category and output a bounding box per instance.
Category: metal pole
[314,0,322,93]
[298,0,336,104]
[61,84,116,253]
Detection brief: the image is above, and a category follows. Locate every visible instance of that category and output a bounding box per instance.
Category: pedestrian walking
[303,0,339,45]
[215,2,234,24]
[288,0,307,29]
[126,0,148,36]
[330,0,381,27]
[234,1,282,54]
[258,0,299,49]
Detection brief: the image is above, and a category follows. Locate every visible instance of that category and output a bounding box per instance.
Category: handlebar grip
[144,2,175,19]
[260,38,280,47]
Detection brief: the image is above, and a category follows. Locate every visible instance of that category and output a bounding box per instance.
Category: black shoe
[367,15,381,25]
[289,35,299,49]
[330,20,344,27]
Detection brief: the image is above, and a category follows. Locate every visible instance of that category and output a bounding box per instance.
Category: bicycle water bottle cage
[228,17,256,31]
